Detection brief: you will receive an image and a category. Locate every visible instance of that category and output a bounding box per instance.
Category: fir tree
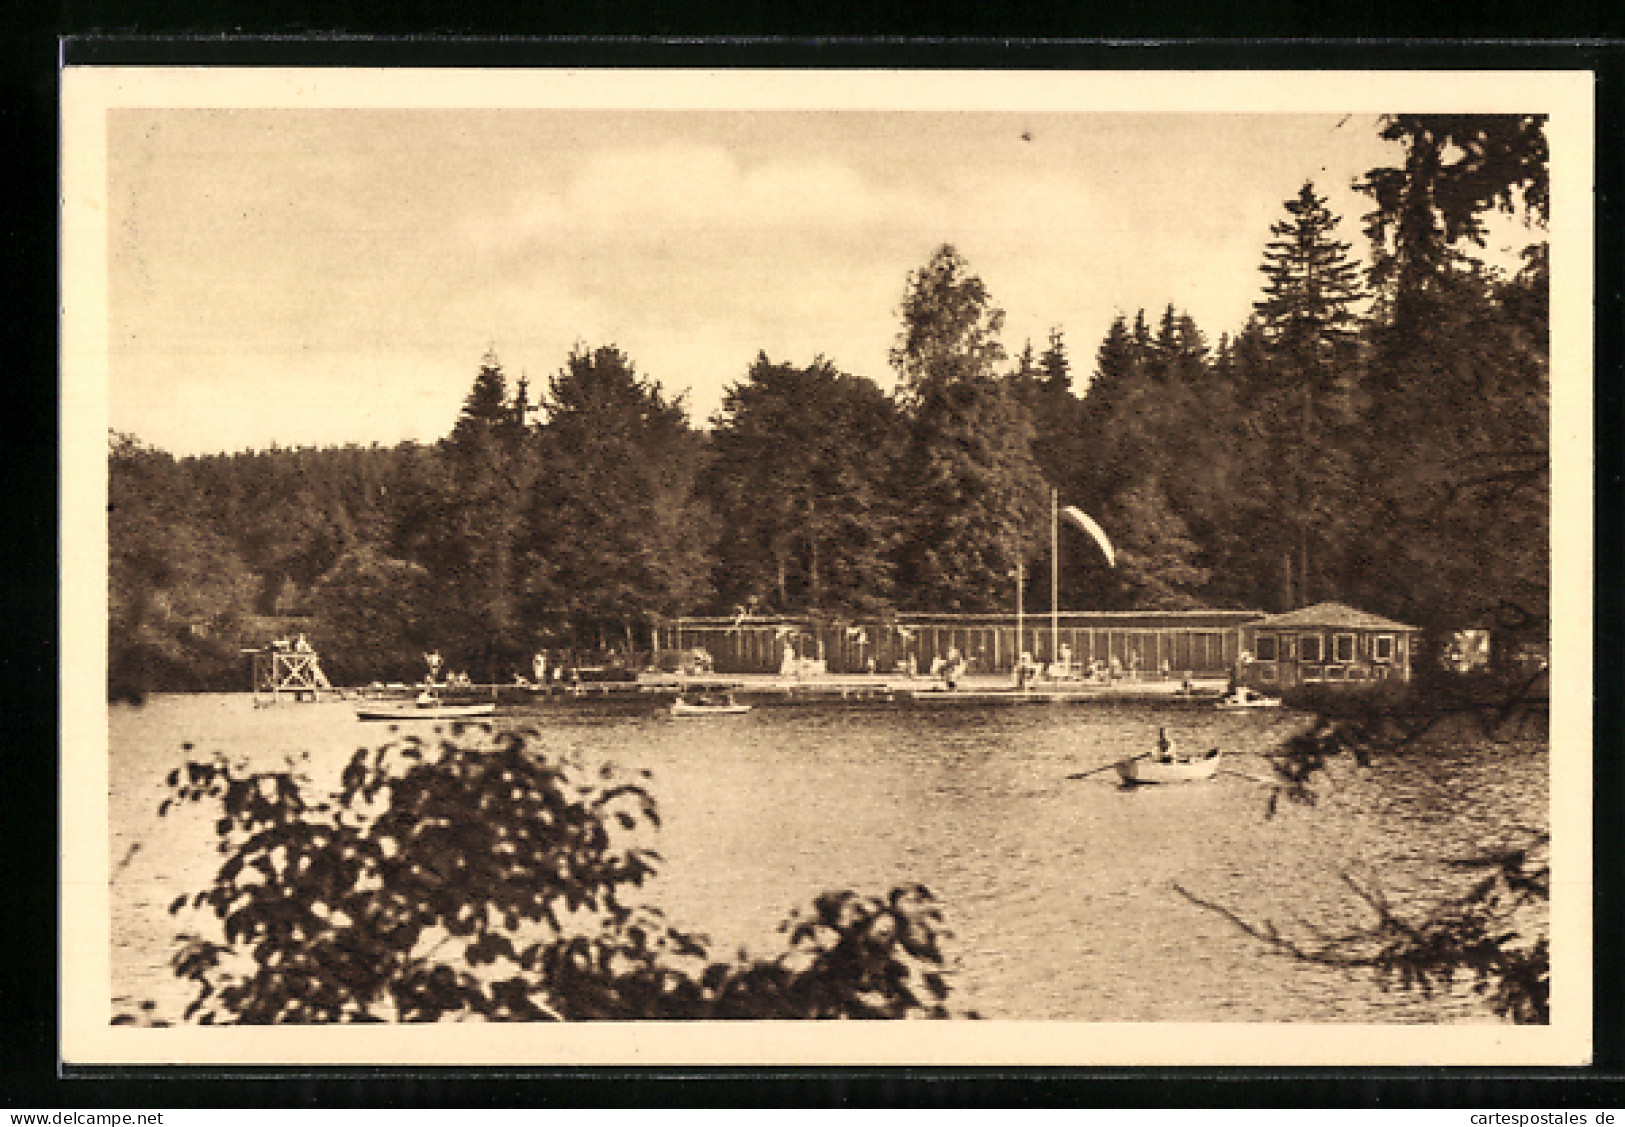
[431,351,538,677]
[1040,327,1070,396]
[448,348,513,457]
[1248,182,1366,608]
[1255,183,1364,372]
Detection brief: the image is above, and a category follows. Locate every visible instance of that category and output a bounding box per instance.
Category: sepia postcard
[61,65,1593,1067]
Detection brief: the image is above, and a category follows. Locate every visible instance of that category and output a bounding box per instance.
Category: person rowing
[1155,726,1179,762]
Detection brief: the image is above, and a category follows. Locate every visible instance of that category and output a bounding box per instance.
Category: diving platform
[248,641,335,703]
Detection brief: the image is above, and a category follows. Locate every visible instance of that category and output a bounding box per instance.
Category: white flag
[1061,505,1116,568]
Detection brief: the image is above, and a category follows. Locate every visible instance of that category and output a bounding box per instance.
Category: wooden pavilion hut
[1240,601,1421,690]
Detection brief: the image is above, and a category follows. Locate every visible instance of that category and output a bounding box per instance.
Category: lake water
[108,693,1547,1023]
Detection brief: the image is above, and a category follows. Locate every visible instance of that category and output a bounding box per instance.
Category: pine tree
[1076,312,1147,504]
[1256,183,1364,371]
[1201,319,1288,610]
[448,348,512,456]
[1010,328,1085,493]
[1249,182,1365,608]
[1029,327,1087,505]
[1040,327,1070,396]
[1131,308,1153,352]
[903,376,1048,611]
[431,351,537,678]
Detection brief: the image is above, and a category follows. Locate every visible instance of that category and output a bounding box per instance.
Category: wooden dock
[542,673,1227,706]
[347,673,1232,708]
[899,682,1227,706]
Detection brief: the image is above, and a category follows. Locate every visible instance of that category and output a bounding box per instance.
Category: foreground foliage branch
[1176,830,1549,1024]
[1261,663,1548,816]
[155,729,959,1023]
[1188,671,1551,1024]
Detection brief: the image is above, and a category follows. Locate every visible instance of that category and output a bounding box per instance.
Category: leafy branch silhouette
[1175,831,1549,1023]
[145,727,961,1023]
[1185,667,1551,1023]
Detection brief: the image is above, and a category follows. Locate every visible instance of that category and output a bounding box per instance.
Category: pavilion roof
[1251,601,1419,632]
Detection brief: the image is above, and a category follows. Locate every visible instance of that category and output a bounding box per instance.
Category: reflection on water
[108,694,1547,1023]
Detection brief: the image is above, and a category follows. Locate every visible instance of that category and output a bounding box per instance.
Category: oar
[1067,752,1146,781]
[1217,765,1276,786]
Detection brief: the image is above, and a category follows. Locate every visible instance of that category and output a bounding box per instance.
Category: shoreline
[234,672,1240,707]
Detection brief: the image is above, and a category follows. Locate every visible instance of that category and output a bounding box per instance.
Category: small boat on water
[1215,686,1282,710]
[357,692,496,722]
[671,693,751,717]
[1116,748,1222,785]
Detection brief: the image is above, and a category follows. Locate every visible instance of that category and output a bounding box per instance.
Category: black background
[7,14,1624,1109]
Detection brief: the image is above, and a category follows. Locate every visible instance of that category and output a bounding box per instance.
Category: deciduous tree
[523,345,712,650]
[705,354,906,614]
[1351,118,1550,644]
[108,433,259,697]
[890,246,1049,610]
[153,729,961,1022]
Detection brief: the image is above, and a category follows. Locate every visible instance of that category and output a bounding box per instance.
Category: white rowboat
[1116,749,1222,784]
[671,697,751,717]
[356,700,496,722]
[1215,687,1282,710]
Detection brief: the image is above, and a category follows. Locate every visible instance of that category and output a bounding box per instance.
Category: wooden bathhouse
[661,609,1264,678]
[1240,602,1421,689]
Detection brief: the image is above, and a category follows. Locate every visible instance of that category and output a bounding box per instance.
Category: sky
[105,108,1535,457]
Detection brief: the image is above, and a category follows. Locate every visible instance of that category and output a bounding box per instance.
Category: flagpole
[1015,560,1024,664]
[1051,487,1059,669]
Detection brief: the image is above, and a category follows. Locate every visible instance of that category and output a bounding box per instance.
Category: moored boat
[1116,748,1222,784]
[671,693,751,716]
[357,693,496,722]
[1215,686,1282,710]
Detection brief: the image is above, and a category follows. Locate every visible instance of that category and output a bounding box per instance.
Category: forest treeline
[109,115,1551,696]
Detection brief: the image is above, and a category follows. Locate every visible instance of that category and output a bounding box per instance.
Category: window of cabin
[1299,633,1323,663]
[1254,634,1278,662]
[1333,633,1356,663]
[1374,634,1395,662]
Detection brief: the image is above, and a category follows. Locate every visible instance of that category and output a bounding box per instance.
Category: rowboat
[671,695,751,717]
[1214,687,1282,710]
[1116,748,1222,784]
[356,697,496,722]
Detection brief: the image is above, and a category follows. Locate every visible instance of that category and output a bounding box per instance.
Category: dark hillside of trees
[108,115,1550,696]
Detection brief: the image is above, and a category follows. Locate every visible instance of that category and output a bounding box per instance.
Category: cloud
[477,142,950,252]
[112,111,1501,455]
